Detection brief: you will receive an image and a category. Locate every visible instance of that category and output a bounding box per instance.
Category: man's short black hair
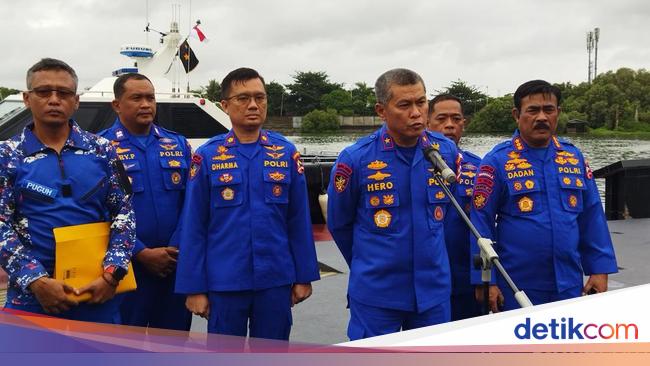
[428,94,463,116]
[26,58,78,91]
[513,80,562,111]
[221,68,266,100]
[113,73,153,99]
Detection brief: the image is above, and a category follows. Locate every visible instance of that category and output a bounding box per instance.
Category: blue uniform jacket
[0,121,136,306]
[327,125,459,312]
[469,132,618,292]
[444,149,481,295]
[175,130,320,294]
[98,120,190,254]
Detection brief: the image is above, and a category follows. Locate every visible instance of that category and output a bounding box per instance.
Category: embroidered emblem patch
[576,178,584,187]
[368,171,391,181]
[473,192,487,209]
[513,181,523,191]
[374,209,392,228]
[269,171,286,181]
[333,162,353,193]
[518,196,534,212]
[222,187,235,201]
[435,191,445,200]
[525,180,535,189]
[569,194,578,208]
[369,196,380,207]
[168,160,181,168]
[171,172,181,185]
[563,177,571,185]
[272,184,283,197]
[219,173,233,183]
[434,206,444,221]
[382,194,394,205]
[190,153,202,180]
[292,151,304,175]
[367,160,388,170]
[213,145,235,161]
[160,144,178,151]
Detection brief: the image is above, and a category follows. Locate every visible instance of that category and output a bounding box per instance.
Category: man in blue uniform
[327,68,459,340]
[427,94,482,320]
[98,73,192,330]
[176,68,319,341]
[469,80,618,312]
[0,58,135,323]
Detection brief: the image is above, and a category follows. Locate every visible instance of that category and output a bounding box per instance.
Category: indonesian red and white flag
[191,24,207,42]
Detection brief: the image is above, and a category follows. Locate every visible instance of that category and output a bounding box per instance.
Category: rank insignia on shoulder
[367,160,388,170]
[369,196,380,207]
[221,187,235,201]
[171,172,182,185]
[368,171,391,181]
[518,196,534,212]
[434,206,444,221]
[374,209,392,228]
[190,153,203,180]
[272,184,283,197]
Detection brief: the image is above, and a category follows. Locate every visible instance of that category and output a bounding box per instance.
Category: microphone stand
[431,172,533,311]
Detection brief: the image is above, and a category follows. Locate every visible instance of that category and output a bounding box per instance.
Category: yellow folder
[53,222,136,302]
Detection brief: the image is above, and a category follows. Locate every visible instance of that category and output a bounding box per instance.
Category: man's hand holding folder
[28,277,78,314]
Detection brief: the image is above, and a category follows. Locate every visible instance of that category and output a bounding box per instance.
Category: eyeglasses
[28,87,77,99]
[226,93,267,106]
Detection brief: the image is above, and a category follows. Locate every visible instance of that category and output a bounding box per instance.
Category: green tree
[438,80,488,116]
[266,81,287,116]
[192,79,221,102]
[321,89,354,116]
[301,109,340,132]
[0,87,20,100]
[350,82,376,115]
[468,96,515,132]
[285,71,342,116]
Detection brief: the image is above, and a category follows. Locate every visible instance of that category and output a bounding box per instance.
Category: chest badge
[219,173,233,183]
[168,160,181,168]
[518,196,534,213]
[374,209,392,228]
[171,172,182,185]
[369,196,380,207]
[272,184,283,197]
[221,187,235,201]
[213,145,235,161]
[569,194,578,208]
[434,206,444,221]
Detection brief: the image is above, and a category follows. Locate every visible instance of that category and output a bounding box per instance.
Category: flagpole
[187,0,192,94]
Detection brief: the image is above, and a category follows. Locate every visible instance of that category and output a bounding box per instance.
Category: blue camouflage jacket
[175,130,320,294]
[327,125,459,312]
[469,132,618,292]
[444,149,481,295]
[98,119,191,254]
[0,121,135,306]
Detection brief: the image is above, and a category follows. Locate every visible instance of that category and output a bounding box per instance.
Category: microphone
[423,146,456,184]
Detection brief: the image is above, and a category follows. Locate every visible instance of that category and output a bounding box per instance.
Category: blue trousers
[348,298,451,340]
[207,285,292,340]
[120,266,191,330]
[501,286,582,311]
[4,298,121,324]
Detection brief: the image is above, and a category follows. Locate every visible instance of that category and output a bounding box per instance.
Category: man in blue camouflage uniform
[98,73,191,330]
[327,69,459,340]
[0,58,135,323]
[176,68,319,341]
[427,94,482,320]
[469,80,618,312]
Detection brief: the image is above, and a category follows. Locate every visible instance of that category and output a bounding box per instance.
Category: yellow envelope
[53,222,136,302]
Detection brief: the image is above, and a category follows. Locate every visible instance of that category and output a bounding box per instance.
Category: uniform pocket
[263,168,291,204]
[160,158,188,190]
[427,185,450,229]
[558,175,586,213]
[211,171,243,207]
[122,160,144,193]
[506,178,540,216]
[80,177,106,201]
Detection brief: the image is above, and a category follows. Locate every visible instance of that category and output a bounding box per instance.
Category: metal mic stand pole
[431,173,533,310]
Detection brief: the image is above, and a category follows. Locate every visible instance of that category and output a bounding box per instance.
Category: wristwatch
[104,265,127,283]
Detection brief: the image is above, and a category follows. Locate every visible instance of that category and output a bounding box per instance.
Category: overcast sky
[2,0,649,97]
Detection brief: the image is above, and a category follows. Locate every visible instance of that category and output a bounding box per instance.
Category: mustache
[533,122,551,130]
